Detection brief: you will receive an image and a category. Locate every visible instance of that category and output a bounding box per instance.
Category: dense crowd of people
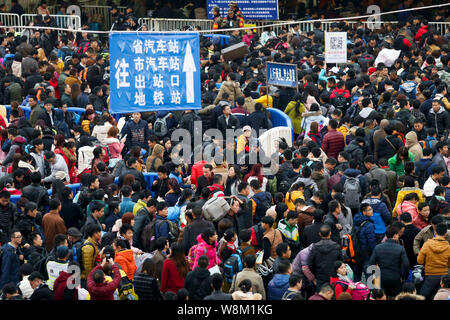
[0,1,449,302]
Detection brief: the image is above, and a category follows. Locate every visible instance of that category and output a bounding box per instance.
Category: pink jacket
[396,200,418,221]
[193,234,221,269]
[105,137,124,159]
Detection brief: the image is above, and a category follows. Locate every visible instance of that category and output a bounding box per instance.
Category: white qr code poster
[325,32,347,64]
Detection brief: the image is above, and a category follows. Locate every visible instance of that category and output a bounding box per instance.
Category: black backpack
[332,91,350,110]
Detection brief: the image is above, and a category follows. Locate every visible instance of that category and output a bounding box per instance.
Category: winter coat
[413,225,450,255]
[115,249,137,280]
[307,239,342,285]
[193,234,221,269]
[80,237,99,280]
[338,209,353,237]
[415,158,436,188]
[434,288,450,300]
[396,200,419,221]
[393,188,424,218]
[105,137,124,160]
[344,140,365,165]
[123,119,150,151]
[361,198,391,235]
[2,136,26,167]
[91,122,113,146]
[53,271,78,300]
[388,153,414,176]
[87,264,121,300]
[267,273,290,300]
[0,243,21,288]
[417,236,450,276]
[133,273,162,300]
[300,111,328,135]
[214,80,242,105]
[21,183,49,212]
[284,101,306,134]
[405,132,423,162]
[369,239,410,281]
[364,165,388,191]
[340,168,367,199]
[229,268,266,299]
[426,106,450,137]
[247,110,269,134]
[160,258,186,293]
[184,267,213,300]
[43,153,69,183]
[181,218,215,255]
[413,214,430,230]
[353,214,377,257]
[41,211,67,252]
[376,135,403,161]
[77,145,95,174]
[321,129,345,160]
[311,171,327,195]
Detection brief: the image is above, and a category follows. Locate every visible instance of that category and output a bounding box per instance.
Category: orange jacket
[114,249,137,280]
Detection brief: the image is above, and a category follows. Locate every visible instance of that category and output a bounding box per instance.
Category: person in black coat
[301,210,324,248]
[399,212,421,269]
[29,271,54,300]
[247,103,270,136]
[118,157,146,191]
[307,224,342,290]
[133,258,163,300]
[38,99,57,129]
[15,202,44,245]
[181,207,215,255]
[60,187,83,230]
[150,166,170,199]
[369,225,410,298]
[323,200,342,244]
[216,104,241,138]
[184,255,213,300]
[0,191,18,244]
[375,125,403,162]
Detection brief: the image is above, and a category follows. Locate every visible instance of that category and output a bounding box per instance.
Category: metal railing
[21,14,81,30]
[82,5,127,30]
[0,13,20,30]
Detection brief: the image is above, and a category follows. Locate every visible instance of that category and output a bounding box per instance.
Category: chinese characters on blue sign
[207,0,278,20]
[267,62,297,88]
[109,33,201,114]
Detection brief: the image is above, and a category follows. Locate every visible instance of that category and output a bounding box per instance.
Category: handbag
[255,231,276,276]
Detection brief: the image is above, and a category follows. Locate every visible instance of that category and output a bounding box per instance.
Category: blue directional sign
[109,32,201,114]
[207,0,278,20]
[266,62,298,88]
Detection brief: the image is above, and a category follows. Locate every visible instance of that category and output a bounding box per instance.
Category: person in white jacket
[43,151,69,183]
[91,115,113,146]
[77,136,95,174]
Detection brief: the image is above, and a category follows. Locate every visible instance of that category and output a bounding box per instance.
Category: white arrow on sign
[183,41,196,104]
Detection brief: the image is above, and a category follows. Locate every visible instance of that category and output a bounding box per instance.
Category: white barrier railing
[138,18,214,31]
[21,14,81,30]
[0,13,20,30]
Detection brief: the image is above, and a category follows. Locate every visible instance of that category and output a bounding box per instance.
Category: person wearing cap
[228,1,244,27]
[46,245,70,290]
[67,227,83,263]
[38,98,56,129]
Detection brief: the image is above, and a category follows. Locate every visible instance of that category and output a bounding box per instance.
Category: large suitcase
[221,42,249,61]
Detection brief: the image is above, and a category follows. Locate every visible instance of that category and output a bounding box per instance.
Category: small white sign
[325,32,348,64]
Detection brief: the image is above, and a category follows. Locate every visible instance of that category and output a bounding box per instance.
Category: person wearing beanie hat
[46,245,70,290]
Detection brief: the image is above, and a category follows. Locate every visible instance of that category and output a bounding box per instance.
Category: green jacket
[133,199,147,216]
[284,101,305,135]
[388,153,414,176]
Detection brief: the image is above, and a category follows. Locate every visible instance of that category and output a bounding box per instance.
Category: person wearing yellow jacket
[417,222,450,300]
[254,86,273,109]
[237,125,252,155]
[284,94,306,139]
[285,182,305,211]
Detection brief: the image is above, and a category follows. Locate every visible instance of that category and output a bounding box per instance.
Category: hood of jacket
[353,213,374,227]
[405,131,419,147]
[192,266,212,280]
[395,292,425,300]
[302,111,323,118]
[116,249,134,264]
[270,273,290,287]
[343,168,362,177]
[345,140,361,153]
[428,237,450,254]
[222,80,240,90]
[105,137,120,144]
[429,106,445,115]
[294,177,316,188]
[311,171,325,182]
[18,160,37,172]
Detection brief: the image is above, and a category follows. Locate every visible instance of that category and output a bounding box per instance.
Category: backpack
[250,223,264,249]
[252,193,272,219]
[187,244,207,270]
[223,247,251,283]
[117,269,138,300]
[141,219,161,253]
[155,219,180,244]
[153,113,171,138]
[343,176,361,209]
[341,220,368,264]
[332,280,371,300]
[202,197,230,222]
[332,91,350,110]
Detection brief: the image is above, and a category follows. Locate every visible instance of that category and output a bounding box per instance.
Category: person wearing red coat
[414,22,428,43]
[160,243,189,294]
[321,119,345,160]
[87,261,121,300]
[53,270,78,300]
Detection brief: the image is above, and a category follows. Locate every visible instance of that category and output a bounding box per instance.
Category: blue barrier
[267,108,294,143]
[202,34,230,47]
[10,189,52,204]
